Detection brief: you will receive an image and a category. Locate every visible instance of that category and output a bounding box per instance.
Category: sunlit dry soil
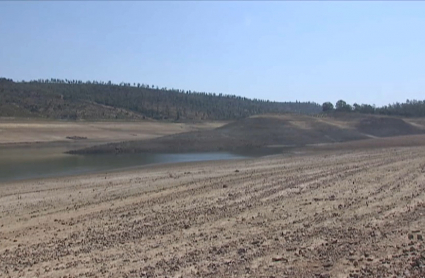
[0,140,424,277]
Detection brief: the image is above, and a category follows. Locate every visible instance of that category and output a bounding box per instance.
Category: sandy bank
[0,120,225,146]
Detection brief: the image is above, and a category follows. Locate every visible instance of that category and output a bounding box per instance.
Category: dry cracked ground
[0,145,424,277]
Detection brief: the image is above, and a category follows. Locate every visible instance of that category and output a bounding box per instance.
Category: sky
[1,1,424,106]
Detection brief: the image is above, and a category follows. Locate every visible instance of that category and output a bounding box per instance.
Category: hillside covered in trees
[322,99,425,118]
[0,78,321,121]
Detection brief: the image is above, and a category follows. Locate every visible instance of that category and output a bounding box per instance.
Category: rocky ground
[0,143,424,277]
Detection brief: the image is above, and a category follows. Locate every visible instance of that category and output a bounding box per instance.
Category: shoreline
[0,151,258,184]
[5,133,425,185]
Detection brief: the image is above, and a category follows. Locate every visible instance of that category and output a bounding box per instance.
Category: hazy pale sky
[1,1,424,106]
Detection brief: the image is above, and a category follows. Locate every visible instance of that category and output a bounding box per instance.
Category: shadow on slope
[356,116,424,137]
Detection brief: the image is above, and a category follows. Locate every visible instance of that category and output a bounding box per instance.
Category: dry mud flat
[0,145,425,277]
[0,120,224,145]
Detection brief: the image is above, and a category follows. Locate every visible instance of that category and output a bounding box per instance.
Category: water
[0,146,251,183]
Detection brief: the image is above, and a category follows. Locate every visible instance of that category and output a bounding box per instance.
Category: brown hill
[356,116,423,137]
[69,114,425,154]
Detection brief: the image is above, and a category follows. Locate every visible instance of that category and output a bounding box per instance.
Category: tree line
[322,99,425,117]
[0,77,321,120]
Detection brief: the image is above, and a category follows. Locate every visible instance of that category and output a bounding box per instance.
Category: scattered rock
[272,256,288,262]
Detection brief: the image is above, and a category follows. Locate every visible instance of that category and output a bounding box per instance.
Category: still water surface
[0,146,251,182]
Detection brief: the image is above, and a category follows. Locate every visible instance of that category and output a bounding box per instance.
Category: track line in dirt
[1,146,425,277]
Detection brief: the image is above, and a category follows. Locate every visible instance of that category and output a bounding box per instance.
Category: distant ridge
[0,77,321,120]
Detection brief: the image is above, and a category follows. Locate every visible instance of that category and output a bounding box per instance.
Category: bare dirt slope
[355,117,424,137]
[72,113,425,154]
[404,118,425,130]
[1,139,424,277]
[0,120,225,146]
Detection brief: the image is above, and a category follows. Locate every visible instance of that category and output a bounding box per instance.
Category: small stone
[272,256,288,262]
[222,184,228,188]
[237,248,246,255]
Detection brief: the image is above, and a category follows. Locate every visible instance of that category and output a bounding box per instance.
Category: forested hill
[0,78,321,121]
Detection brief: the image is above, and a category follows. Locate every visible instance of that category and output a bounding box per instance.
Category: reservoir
[0,145,251,183]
